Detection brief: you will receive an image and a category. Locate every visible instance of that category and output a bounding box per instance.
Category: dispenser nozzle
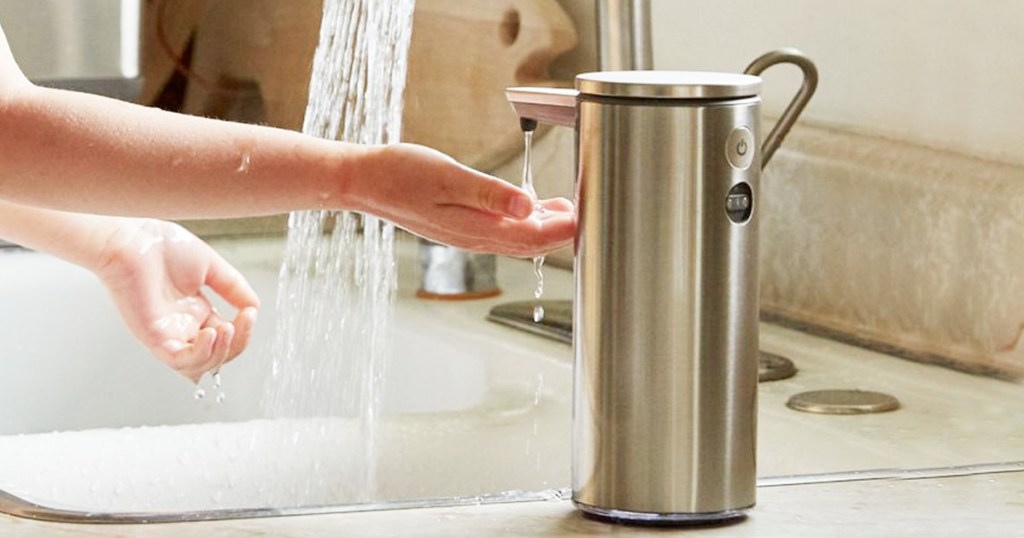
[505,87,579,129]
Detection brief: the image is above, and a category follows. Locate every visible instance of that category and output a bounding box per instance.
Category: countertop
[3,469,1024,537]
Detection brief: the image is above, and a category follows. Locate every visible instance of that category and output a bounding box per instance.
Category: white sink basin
[0,234,572,514]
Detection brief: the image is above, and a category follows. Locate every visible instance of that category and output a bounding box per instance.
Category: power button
[726,127,755,170]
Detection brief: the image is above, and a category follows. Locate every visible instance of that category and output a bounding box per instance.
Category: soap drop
[521,130,537,200]
[532,255,546,323]
[522,129,547,324]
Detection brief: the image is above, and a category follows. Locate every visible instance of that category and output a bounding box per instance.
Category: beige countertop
[3,469,1023,537]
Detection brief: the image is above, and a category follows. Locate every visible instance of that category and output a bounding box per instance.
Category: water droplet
[208,370,227,403]
[533,304,545,323]
[236,152,252,173]
[194,387,206,400]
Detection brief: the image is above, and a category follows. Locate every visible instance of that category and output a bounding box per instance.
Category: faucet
[596,0,653,71]
[3,0,142,100]
[416,237,500,299]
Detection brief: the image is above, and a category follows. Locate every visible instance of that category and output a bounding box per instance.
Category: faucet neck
[596,0,654,71]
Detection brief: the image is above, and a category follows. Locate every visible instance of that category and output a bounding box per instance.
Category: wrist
[305,139,374,213]
[81,215,144,275]
[328,142,383,213]
[4,206,133,274]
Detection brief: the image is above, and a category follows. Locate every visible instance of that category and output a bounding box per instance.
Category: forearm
[0,83,367,219]
[0,199,120,270]
[0,23,574,258]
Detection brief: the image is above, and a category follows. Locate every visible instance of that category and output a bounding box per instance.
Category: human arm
[0,24,574,257]
[0,200,258,382]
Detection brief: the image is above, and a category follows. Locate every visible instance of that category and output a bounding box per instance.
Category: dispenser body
[572,95,761,522]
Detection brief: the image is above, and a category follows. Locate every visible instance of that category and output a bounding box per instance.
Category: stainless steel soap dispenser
[507,49,817,524]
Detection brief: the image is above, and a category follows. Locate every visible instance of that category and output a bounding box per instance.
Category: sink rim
[6,460,1024,524]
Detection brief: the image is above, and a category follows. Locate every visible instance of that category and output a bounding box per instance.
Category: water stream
[261,0,415,506]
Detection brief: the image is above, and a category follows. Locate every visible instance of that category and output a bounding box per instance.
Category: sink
[0,234,572,519]
[1,232,1023,523]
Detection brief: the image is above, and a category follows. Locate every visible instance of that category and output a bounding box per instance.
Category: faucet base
[417,240,500,299]
[486,300,572,343]
[574,501,750,527]
[415,288,502,301]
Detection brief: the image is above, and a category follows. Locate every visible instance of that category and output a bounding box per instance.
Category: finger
[223,307,258,365]
[205,256,260,311]
[459,214,575,256]
[161,327,217,382]
[198,309,234,374]
[491,208,576,247]
[415,206,576,257]
[537,197,574,213]
[208,320,235,374]
[503,214,576,255]
[452,169,535,219]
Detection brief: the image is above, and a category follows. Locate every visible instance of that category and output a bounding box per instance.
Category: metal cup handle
[744,48,819,169]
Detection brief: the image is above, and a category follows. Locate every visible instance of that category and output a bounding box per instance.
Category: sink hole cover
[786,389,901,415]
[759,352,797,382]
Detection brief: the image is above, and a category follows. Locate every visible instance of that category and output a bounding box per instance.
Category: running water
[521,130,546,323]
[261,0,415,506]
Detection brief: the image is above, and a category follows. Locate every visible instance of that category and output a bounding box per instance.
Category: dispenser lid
[576,71,761,100]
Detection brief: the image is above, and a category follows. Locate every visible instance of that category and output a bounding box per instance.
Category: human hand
[93,219,259,382]
[346,143,575,257]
